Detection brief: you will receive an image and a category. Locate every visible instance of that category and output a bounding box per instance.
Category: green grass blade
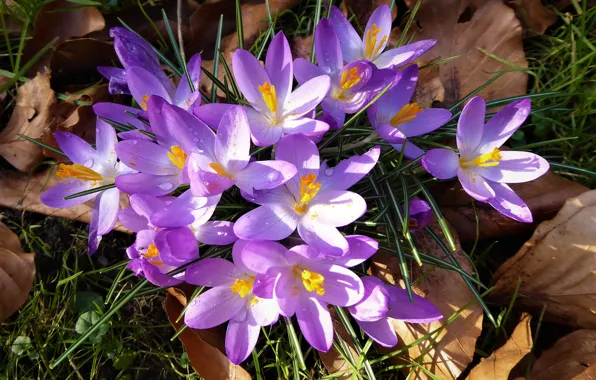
[0,37,58,93]
[334,307,376,380]
[17,134,67,157]
[284,317,306,371]
[161,9,194,93]
[310,0,323,63]
[448,70,507,113]
[235,0,244,49]
[212,14,225,103]
[64,184,116,200]
[396,0,422,48]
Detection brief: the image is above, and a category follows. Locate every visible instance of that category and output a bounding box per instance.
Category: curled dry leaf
[467,313,533,380]
[522,329,596,380]
[0,221,35,322]
[164,285,251,380]
[492,189,596,329]
[370,222,483,379]
[508,0,558,37]
[432,172,589,241]
[403,0,528,106]
[318,308,359,380]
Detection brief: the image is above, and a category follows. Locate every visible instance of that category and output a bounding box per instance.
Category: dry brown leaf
[370,222,483,379]
[165,286,252,380]
[522,330,596,380]
[200,51,235,100]
[411,60,446,108]
[342,0,397,27]
[318,308,359,379]
[467,313,533,380]
[508,0,558,37]
[403,0,528,106]
[0,221,35,322]
[291,35,313,62]
[492,189,596,329]
[432,171,589,241]
[0,73,56,171]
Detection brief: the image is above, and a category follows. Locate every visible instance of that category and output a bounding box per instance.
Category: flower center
[167,145,188,169]
[364,24,387,59]
[294,173,322,214]
[141,243,164,265]
[258,82,278,114]
[140,95,149,111]
[461,147,503,168]
[56,164,103,182]
[300,269,325,295]
[231,277,255,298]
[408,219,419,229]
[390,103,423,126]
[209,162,232,178]
[340,67,362,91]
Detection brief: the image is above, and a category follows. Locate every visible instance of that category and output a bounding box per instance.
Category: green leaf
[103,339,123,359]
[71,291,104,314]
[75,311,109,345]
[113,351,136,370]
[11,336,31,355]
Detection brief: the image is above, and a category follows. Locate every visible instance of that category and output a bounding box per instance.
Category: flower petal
[475,151,549,184]
[297,218,348,256]
[186,258,238,287]
[161,101,216,159]
[118,208,148,232]
[391,140,426,160]
[192,103,235,129]
[307,190,367,227]
[232,49,271,113]
[141,260,183,287]
[240,241,289,274]
[189,168,234,197]
[274,268,299,316]
[487,181,533,223]
[185,287,245,329]
[40,180,94,208]
[373,39,437,69]
[314,18,343,75]
[244,107,284,147]
[313,264,364,307]
[282,75,331,119]
[385,284,443,323]
[115,173,179,196]
[250,297,279,326]
[154,227,199,267]
[234,204,299,241]
[477,98,532,154]
[400,108,452,137]
[116,139,178,175]
[280,117,329,137]
[215,106,250,174]
[371,65,416,126]
[275,134,320,199]
[421,149,459,180]
[327,235,379,268]
[129,193,168,219]
[173,52,202,109]
[54,132,97,165]
[457,167,495,202]
[328,6,363,63]
[266,31,293,106]
[296,296,333,352]
[88,187,120,254]
[363,4,391,60]
[457,96,485,158]
[293,58,325,84]
[194,221,238,245]
[235,160,298,196]
[126,66,172,107]
[357,318,397,347]
[150,189,208,227]
[93,102,148,132]
[226,314,260,364]
[318,146,380,191]
[348,276,389,322]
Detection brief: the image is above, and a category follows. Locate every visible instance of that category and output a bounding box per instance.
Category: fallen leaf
[492,189,596,329]
[371,221,483,379]
[508,0,558,37]
[0,73,56,172]
[411,59,446,107]
[318,308,359,380]
[200,52,235,100]
[165,285,252,380]
[522,330,596,380]
[290,35,313,61]
[342,0,397,28]
[403,0,528,106]
[0,221,35,322]
[432,171,589,241]
[467,313,533,380]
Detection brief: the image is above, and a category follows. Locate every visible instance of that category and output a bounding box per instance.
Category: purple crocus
[119,194,199,287]
[40,120,132,253]
[407,198,432,232]
[239,236,376,352]
[194,32,331,147]
[184,240,279,364]
[328,5,436,69]
[234,134,379,256]
[187,106,298,197]
[367,65,451,158]
[294,18,397,129]
[422,97,550,222]
[347,276,442,347]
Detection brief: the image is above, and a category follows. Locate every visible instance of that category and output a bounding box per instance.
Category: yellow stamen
[141,243,163,265]
[231,277,255,298]
[365,24,385,58]
[472,147,502,167]
[301,269,325,296]
[294,173,322,214]
[56,164,103,182]
[167,145,187,169]
[408,219,419,229]
[140,95,149,111]
[340,67,362,91]
[390,103,423,126]
[209,162,231,178]
[258,82,278,113]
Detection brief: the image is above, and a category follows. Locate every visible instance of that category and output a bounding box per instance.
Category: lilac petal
[275,134,320,199]
[457,168,496,201]
[88,187,120,254]
[118,208,148,232]
[115,173,179,196]
[337,60,372,93]
[231,239,252,273]
[141,260,183,287]
[93,102,148,132]
[266,31,293,106]
[363,4,391,60]
[253,273,277,299]
[126,66,172,107]
[283,75,331,119]
[421,149,459,180]
[400,108,452,137]
[348,276,390,322]
[391,139,426,160]
[360,67,399,93]
[288,244,321,260]
[244,108,283,147]
[315,19,342,75]
[487,181,533,223]
[250,297,279,326]
[54,132,97,165]
[374,39,437,69]
[328,6,363,63]
[321,100,346,129]
[293,58,325,84]
[280,117,329,137]
[377,123,406,144]
[150,190,211,228]
[318,146,380,191]
[173,53,202,108]
[327,235,379,268]
[235,160,298,196]
[307,190,367,227]
[186,258,237,287]
[457,96,485,157]
[232,49,271,112]
[240,241,289,274]
[313,264,364,307]
[161,102,215,158]
[98,65,125,81]
[98,66,129,95]
[129,194,168,219]
[118,130,153,141]
[192,103,235,129]
[475,151,549,184]
[215,106,250,174]
[386,284,442,323]
[185,287,245,329]
[357,318,397,347]
[226,314,260,364]
[127,257,142,274]
[274,268,299,316]
[476,98,532,154]
[234,204,299,241]
[409,199,432,231]
[242,184,295,206]
[115,139,178,175]
[194,221,238,245]
[40,180,94,208]
[296,296,333,352]
[374,65,417,124]
[154,227,199,267]
[297,218,348,257]
[135,229,156,250]
[188,163,234,197]
[146,96,177,147]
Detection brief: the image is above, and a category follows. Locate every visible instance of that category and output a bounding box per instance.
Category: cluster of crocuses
[40,5,550,364]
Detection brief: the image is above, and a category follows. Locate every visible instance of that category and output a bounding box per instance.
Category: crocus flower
[40,120,132,253]
[367,65,451,158]
[93,103,153,141]
[234,134,379,256]
[239,237,375,352]
[347,276,442,347]
[407,198,432,232]
[120,194,199,287]
[184,240,279,364]
[328,5,436,69]
[421,97,550,222]
[194,31,331,147]
[294,18,397,128]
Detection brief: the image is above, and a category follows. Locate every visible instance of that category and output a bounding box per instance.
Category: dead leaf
[492,189,596,329]
[467,313,533,380]
[342,0,397,28]
[0,73,56,172]
[319,308,359,379]
[411,59,446,108]
[291,35,312,62]
[433,172,589,241]
[522,330,596,380]
[508,0,558,37]
[0,221,35,322]
[371,221,483,379]
[403,0,528,106]
[200,52,235,100]
[165,285,252,380]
